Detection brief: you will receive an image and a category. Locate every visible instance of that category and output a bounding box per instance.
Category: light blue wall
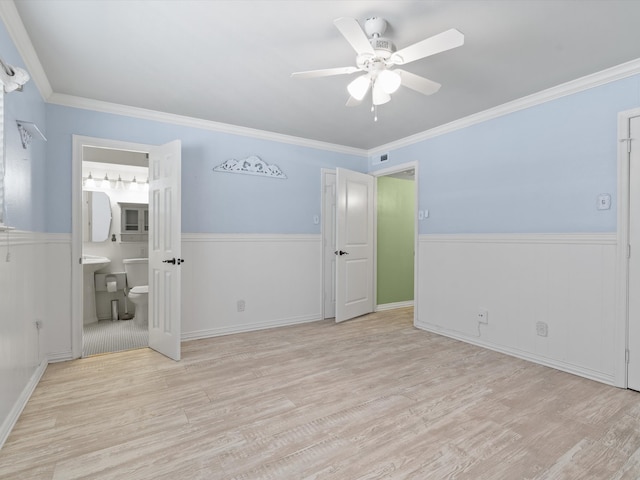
[0,17,47,446]
[371,75,640,234]
[45,105,366,234]
[1,22,46,231]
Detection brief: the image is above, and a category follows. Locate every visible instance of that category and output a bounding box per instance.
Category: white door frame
[71,135,156,359]
[618,107,640,388]
[371,161,419,324]
[320,162,419,323]
[320,168,336,319]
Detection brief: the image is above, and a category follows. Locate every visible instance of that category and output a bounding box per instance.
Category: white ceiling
[11,0,640,150]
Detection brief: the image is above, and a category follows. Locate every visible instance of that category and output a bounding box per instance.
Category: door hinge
[626,349,630,364]
[629,244,632,259]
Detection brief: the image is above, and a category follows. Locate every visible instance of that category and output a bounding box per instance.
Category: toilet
[123,258,148,327]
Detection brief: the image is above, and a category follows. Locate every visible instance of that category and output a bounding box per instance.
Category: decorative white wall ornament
[213,156,287,179]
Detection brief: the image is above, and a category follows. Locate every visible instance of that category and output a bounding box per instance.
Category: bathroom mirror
[89,191,112,242]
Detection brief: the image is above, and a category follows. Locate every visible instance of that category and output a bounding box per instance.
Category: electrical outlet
[237,300,245,312]
[536,321,548,337]
[478,309,488,324]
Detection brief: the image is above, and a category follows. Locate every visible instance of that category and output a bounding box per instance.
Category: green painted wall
[376,176,415,305]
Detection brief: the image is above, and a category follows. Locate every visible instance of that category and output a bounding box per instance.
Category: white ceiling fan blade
[395,69,441,95]
[334,17,375,57]
[391,28,464,65]
[345,96,362,107]
[291,66,360,79]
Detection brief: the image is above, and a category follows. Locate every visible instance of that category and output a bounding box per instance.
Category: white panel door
[628,116,640,389]
[335,168,374,323]
[148,140,182,361]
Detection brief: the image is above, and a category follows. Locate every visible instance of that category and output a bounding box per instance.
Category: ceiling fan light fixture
[372,81,391,106]
[377,70,401,94]
[347,75,371,101]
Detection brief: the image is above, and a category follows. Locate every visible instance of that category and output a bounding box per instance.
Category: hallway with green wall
[376,176,415,306]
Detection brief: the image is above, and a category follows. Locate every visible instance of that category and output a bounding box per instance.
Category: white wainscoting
[416,233,620,386]
[44,234,73,362]
[181,234,323,340]
[0,231,49,448]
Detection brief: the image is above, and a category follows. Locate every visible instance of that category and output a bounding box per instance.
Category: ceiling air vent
[380,153,389,163]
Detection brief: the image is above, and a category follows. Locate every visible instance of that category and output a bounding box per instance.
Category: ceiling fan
[292,17,464,119]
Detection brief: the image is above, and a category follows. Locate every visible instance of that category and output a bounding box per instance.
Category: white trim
[376,301,414,312]
[44,58,640,158]
[420,233,616,245]
[47,351,74,363]
[617,108,640,389]
[49,93,367,157]
[373,161,419,324]
[415,321,616,386]
[370,161,418,178]
[72,135,156,360]
[181,233,320,243]
[182,313,322,342]
[0,1,53,100]
[0,359,47,450]
[0,230,69,246]
[320,168,335,321]
[370,58,640,156]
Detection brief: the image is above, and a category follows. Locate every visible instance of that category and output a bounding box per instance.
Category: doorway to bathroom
[81,145,150,356]
[72,135,184,362]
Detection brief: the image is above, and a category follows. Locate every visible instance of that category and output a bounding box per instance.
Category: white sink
[82,254,111,270]
[82,255,111,325]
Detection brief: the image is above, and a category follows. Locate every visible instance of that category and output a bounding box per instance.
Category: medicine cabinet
[118,202,148,242]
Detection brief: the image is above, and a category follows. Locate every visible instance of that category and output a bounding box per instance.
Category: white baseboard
[182,313,322,342]
[47,350,74,363]
[376,301,414,312]
[0,359,48,450]
[415,320,616,386]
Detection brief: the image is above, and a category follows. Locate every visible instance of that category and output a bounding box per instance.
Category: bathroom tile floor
[83,319,148,356]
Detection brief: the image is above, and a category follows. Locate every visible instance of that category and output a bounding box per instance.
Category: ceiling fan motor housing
[364,17,395,59]
[370,37,395,58]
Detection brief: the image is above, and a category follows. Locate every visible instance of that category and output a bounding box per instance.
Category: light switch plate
[597,194,611,210]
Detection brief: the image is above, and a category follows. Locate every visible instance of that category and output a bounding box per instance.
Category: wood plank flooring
[2,308,640,479]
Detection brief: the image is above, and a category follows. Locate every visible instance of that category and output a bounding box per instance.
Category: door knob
[334,250,349,256]
[163,258,176,264]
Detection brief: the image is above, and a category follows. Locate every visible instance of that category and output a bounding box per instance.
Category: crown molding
[0,0,52,100]
[47,92,367,157]
[369,57,640,156]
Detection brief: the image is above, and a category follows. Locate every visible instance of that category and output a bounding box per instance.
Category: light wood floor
[2,308,640,479]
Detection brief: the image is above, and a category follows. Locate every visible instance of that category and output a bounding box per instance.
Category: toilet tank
[123,258,148,287]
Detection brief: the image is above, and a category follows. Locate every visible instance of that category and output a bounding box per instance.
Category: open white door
[148,140,182,360]
[335,168,374,323]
